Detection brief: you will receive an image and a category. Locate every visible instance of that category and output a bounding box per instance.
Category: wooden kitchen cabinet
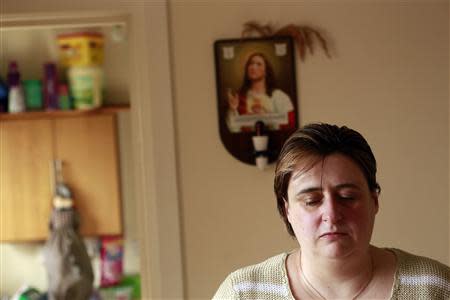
[54,114,122,237]
[0,119,54,241]
[0,113,123,242]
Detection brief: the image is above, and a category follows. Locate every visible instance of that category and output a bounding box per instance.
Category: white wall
[168,1,449,298]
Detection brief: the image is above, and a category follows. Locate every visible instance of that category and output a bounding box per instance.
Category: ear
[371,191,379,214]
[284,198,291,222]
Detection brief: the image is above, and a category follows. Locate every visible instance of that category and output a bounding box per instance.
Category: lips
[320,232,347,238]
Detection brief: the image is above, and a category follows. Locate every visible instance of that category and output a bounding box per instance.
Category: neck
[251,79,266,94]
[298,247,374,299]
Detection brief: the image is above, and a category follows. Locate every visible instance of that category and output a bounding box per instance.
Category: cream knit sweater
[213,249,449,299]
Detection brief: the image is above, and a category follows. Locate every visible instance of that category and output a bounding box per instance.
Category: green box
[99,274,141,300]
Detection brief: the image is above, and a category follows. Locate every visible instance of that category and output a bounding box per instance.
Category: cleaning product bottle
[23,80,43,110]
[0,76,8,113]
[7,61,25,113]
[43,63,59,110]
[58,83,71,110]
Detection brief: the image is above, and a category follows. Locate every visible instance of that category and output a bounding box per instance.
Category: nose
[321,196,343,223]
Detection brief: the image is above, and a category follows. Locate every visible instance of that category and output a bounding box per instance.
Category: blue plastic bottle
[0,76,8,113]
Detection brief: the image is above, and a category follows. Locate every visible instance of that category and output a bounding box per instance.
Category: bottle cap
[7,61,20,86]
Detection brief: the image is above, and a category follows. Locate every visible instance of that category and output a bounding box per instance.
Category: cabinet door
[53,114,122,236]
[0,119,53,241]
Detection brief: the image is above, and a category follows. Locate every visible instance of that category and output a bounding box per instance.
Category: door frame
[0,3,184,298]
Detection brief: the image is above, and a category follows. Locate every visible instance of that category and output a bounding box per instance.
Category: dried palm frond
[241,21,330,61]
[242,21,274,37]
[276,24,331,60]
[275,24,307,60]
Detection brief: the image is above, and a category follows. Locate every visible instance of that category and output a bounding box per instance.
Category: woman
[227,52,294,131]
[213,123,450,299]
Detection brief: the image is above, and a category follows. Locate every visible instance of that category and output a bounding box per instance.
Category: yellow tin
[57,32,104,67]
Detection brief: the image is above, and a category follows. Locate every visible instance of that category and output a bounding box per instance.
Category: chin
[320,242,356,259]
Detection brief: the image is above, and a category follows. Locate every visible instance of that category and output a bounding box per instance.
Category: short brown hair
[274,123,381,237]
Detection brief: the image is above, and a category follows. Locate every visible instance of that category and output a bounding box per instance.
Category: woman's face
[247,55,266,81]
[285,153,379,259]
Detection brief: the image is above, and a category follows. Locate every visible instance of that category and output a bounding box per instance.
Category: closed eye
[336,192,359,205]
[305,200,321,206]
[302,195,323,206]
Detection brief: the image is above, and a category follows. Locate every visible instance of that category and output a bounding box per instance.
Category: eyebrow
[335,183,362,190]
[295,183,362,197]
[295,187,322,196]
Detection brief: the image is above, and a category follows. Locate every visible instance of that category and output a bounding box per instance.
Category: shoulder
[212,253,292,300]
[229,253,288,283]
[390,248,450,299]
[393,248,450,277]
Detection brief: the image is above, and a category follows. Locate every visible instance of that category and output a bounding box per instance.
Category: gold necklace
[297,252,374,300]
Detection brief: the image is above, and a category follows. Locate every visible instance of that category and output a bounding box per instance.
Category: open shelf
[0,104,130,121]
